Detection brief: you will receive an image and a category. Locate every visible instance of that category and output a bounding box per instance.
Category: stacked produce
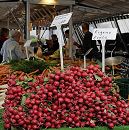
[2,65,129,130]
[0,58,57,85]
[9,58,52,75]
[0,65,11,85]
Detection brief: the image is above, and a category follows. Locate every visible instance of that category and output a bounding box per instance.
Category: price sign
[92,28,117,40]
[92,28,117,73]
[50,12,73,71]
[51,12,73,27]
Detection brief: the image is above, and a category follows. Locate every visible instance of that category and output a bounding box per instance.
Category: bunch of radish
[2,65,129,130]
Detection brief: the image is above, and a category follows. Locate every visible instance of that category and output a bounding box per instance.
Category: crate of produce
[115,78,129,100]
[2,65,129,130]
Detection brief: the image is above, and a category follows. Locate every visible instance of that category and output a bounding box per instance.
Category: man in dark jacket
[82,23,99,60]
[51,34,59,52]
[0,28,9,63]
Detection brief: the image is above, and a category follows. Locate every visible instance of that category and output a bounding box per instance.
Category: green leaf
[47,108,52,112]
[16,79,32,89]
[11,126,23,130]
[26,77,34,82]
[65,113,69,116]
[11,127,16,130]
[21,95,27,106]
[44,77,49,82]
[94,74,102,81]
[36,86,40,89]
[96,59,102,68]
[23,83,30,89]
[108,104,116,108]
[86,76,90,80]
[16,81,24,85]
[44,77,49,85]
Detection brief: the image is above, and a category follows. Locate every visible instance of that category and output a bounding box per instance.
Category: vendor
[51,34,59,52]
[43,34,59,56]
[0,30,26,63]
[82,23,100,60]
[64,30,81,59]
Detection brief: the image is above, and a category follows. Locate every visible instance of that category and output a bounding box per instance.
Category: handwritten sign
[50,12,73,27]
[92,28,117,40]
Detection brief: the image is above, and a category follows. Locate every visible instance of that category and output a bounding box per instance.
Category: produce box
[115,78,129,100]
[2,65,129,130]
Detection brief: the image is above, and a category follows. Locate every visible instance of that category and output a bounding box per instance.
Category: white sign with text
[92,28,117,40]
[50,12,73,27]
[92,28,117,73]
[50,12,73,70]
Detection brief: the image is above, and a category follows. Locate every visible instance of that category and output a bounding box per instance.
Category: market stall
[0,0,129,130]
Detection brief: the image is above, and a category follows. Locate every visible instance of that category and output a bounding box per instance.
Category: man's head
[65,30,69,38]
[10,30,21,42]
[51,34,58,42]
[82,23,89,33]
[0,28,9,38]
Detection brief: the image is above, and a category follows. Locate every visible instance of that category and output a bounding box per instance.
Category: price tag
[50,12,73,71]
[51,12,73,27]
[92,28,117,73]
[92,28,117,40]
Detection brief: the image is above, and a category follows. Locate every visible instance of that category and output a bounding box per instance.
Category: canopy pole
[69,5,73,59]
[26,0,30,40]
[25,0,30,60]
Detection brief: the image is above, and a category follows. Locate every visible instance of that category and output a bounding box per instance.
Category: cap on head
[9,30,21,38]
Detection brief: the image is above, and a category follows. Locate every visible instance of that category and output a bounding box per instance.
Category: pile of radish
[2,65,129,130]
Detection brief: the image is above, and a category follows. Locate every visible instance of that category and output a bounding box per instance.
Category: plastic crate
[115,78,129,100]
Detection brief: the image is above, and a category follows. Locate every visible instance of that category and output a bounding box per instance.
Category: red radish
[49,73,55,79]
[55,75,60,81]
[3,65,129,130]
[58,97,64,103]
[90,123,96,127]
[108,123,114,129]
[53,81,59,87]
[97,71,103,77]
[81,72,87,77]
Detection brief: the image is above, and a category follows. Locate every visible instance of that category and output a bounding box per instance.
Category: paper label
[51,12,73,27]
[92,28,117,40]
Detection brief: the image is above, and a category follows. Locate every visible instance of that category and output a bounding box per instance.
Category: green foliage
[0,109,4,130]
[94,74,102,81]
[16,77,35,89]
[21,95,27,106]
[9,58,56,74]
